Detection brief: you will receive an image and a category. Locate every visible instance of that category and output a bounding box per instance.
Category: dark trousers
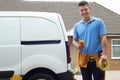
[80,61,105,80]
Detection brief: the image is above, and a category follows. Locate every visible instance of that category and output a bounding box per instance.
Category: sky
[25,0,120,15]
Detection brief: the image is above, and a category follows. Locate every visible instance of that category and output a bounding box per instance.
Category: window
[112,39,120,59]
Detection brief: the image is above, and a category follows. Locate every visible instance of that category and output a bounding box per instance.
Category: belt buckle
[89,54,95,62]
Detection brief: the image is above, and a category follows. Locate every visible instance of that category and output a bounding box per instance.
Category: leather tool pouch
[78,51,102,68]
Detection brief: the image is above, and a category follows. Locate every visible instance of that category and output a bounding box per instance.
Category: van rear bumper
[57,70,75,80]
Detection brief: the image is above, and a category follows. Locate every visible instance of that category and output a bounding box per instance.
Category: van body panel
[21,44,67,74]
[21,54,67,74]
[20,17,61,41]
[0,16,21,74]
[57,14,68,41]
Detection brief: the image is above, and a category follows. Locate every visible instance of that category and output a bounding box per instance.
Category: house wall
[107,36,120,70]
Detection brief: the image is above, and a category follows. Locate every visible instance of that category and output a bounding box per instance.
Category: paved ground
[74,70,120,80]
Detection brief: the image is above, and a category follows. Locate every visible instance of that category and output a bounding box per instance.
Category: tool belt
[78,53,100,68]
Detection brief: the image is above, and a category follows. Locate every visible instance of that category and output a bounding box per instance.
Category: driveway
[74,71,120,80]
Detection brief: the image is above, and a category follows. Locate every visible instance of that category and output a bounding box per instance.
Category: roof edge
[93,2,120,17]
[107,33,120,36]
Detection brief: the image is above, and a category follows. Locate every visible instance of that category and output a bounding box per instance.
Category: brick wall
[107,36,120,70]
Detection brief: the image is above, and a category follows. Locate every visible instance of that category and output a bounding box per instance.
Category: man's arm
[73,38,83,50]
[100,34,108,59]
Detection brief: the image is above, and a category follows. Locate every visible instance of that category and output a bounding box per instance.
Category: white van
[0,11,74,80]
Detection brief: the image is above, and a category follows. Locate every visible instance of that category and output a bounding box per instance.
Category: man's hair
[78,1,89,7]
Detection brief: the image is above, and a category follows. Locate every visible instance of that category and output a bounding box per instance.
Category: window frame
[111,39,120,59]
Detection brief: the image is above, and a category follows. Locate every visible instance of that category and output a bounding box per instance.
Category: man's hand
[73,38,85,50]
[76,43,84,50]
[100,54,107,60]
[79,40,85,48]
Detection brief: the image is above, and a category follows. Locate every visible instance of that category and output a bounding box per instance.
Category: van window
[21,17,60,41]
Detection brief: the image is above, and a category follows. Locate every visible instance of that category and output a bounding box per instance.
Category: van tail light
[65,42,71,63]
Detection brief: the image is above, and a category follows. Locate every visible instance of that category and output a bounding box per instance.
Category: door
[0,16,21,74]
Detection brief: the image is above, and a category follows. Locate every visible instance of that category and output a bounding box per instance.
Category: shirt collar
[80,16,95,24]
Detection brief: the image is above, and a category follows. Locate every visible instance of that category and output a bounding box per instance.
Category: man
[73,1,108,80]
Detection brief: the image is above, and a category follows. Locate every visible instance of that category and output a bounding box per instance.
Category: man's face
[79,5,90,19]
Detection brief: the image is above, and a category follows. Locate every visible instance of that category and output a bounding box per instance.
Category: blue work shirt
[73,17,107,54]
